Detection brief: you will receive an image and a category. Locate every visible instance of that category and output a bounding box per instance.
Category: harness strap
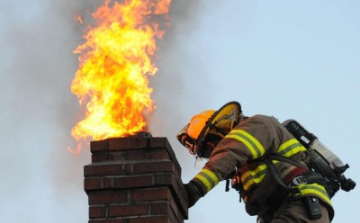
[262,154,328,196]
[290,171,327,187]
[267,153,309,169]
[261,156,305,198]
[283,167,309,185]
[261,156,290,190]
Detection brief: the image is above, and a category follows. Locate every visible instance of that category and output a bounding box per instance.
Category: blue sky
[0,0,359,222]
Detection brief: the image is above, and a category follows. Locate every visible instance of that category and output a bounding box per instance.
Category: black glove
[184,181,204,208]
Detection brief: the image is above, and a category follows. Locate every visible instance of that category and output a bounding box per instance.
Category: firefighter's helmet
[176,101,242,158]
[188,110,216,140]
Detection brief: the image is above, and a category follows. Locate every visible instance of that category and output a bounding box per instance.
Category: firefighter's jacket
[191,115,333,217]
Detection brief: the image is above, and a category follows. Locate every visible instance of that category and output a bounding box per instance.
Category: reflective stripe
[195,174,212,192]
[241,171,255,191]
[226,129,265,159]
[194,169,219,192]
[202,169,219,185]
[241,165,267,190]
[297,183,332,205]
[241,160,279,190]
[278,139,306,157]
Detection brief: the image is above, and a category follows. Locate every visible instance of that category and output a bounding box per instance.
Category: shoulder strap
[267,153,309,170]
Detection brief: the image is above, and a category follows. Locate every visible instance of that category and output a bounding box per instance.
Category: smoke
[148,0,212,179]
[0,0,104,222]
[0,0,197,222]
[150,0,205,134]
[0,0,206,222]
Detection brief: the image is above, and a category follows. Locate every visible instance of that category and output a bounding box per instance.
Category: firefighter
[176,101,334,223]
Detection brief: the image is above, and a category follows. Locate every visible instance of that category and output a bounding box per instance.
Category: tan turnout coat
[191,115,333,219]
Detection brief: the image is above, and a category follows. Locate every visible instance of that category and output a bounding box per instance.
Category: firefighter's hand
[184,181,203,208]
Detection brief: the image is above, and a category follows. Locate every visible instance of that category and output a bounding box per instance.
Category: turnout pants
[258,198,331,223]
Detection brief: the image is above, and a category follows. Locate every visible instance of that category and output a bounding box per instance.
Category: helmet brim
[196,101,242,157]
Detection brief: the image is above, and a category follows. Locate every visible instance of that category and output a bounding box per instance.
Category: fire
[71,0,171,146]
[74,14,84,24]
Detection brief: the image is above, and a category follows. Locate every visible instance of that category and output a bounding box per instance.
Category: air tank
[282,119,344,169]
[282,119,355,196]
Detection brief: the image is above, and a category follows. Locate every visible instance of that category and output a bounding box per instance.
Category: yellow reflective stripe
[241,171,251,183]
[195,174,212,192]
[194,169,219,192]
[243,172,265,190]
[278,139,298,152]
[202,169,220,185]
[298,183,332,205]
[251,164,267,178]
[242,173,255,191]
[226,129,265,159]
[241,160,280,190]
[278,139,306,157]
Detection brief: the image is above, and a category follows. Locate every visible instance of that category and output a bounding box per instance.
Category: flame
[71,0,171,144]
[74,14,84,24]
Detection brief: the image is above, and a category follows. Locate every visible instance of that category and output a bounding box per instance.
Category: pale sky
[0,0,359,222]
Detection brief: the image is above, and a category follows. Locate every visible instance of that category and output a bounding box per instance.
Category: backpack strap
[260,155,300,194]
[267,153,309,169]
[262,153,329,196]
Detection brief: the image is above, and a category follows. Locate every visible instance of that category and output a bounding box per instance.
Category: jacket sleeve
[190,115,279,195]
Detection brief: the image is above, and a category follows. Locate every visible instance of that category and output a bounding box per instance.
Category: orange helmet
[176,101,242,158]
[188,110,216,140]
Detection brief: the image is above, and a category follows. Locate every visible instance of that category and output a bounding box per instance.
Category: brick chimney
[84,135,188,223]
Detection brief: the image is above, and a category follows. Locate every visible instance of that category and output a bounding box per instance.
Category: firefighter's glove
[184,181,204,208]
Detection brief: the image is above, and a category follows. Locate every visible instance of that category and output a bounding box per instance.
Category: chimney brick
[85,136,188,223]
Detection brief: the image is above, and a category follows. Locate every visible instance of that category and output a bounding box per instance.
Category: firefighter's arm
[184,141,252,208]
[203,116,277,180]
[185,116,276,207]
[184,167,220,208]
[184,181,204,207]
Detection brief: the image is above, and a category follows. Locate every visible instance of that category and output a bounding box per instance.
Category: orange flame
[71,0,171,144]
[74,14,84,24]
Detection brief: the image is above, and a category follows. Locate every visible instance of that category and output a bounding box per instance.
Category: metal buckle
[292,175,307,185]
